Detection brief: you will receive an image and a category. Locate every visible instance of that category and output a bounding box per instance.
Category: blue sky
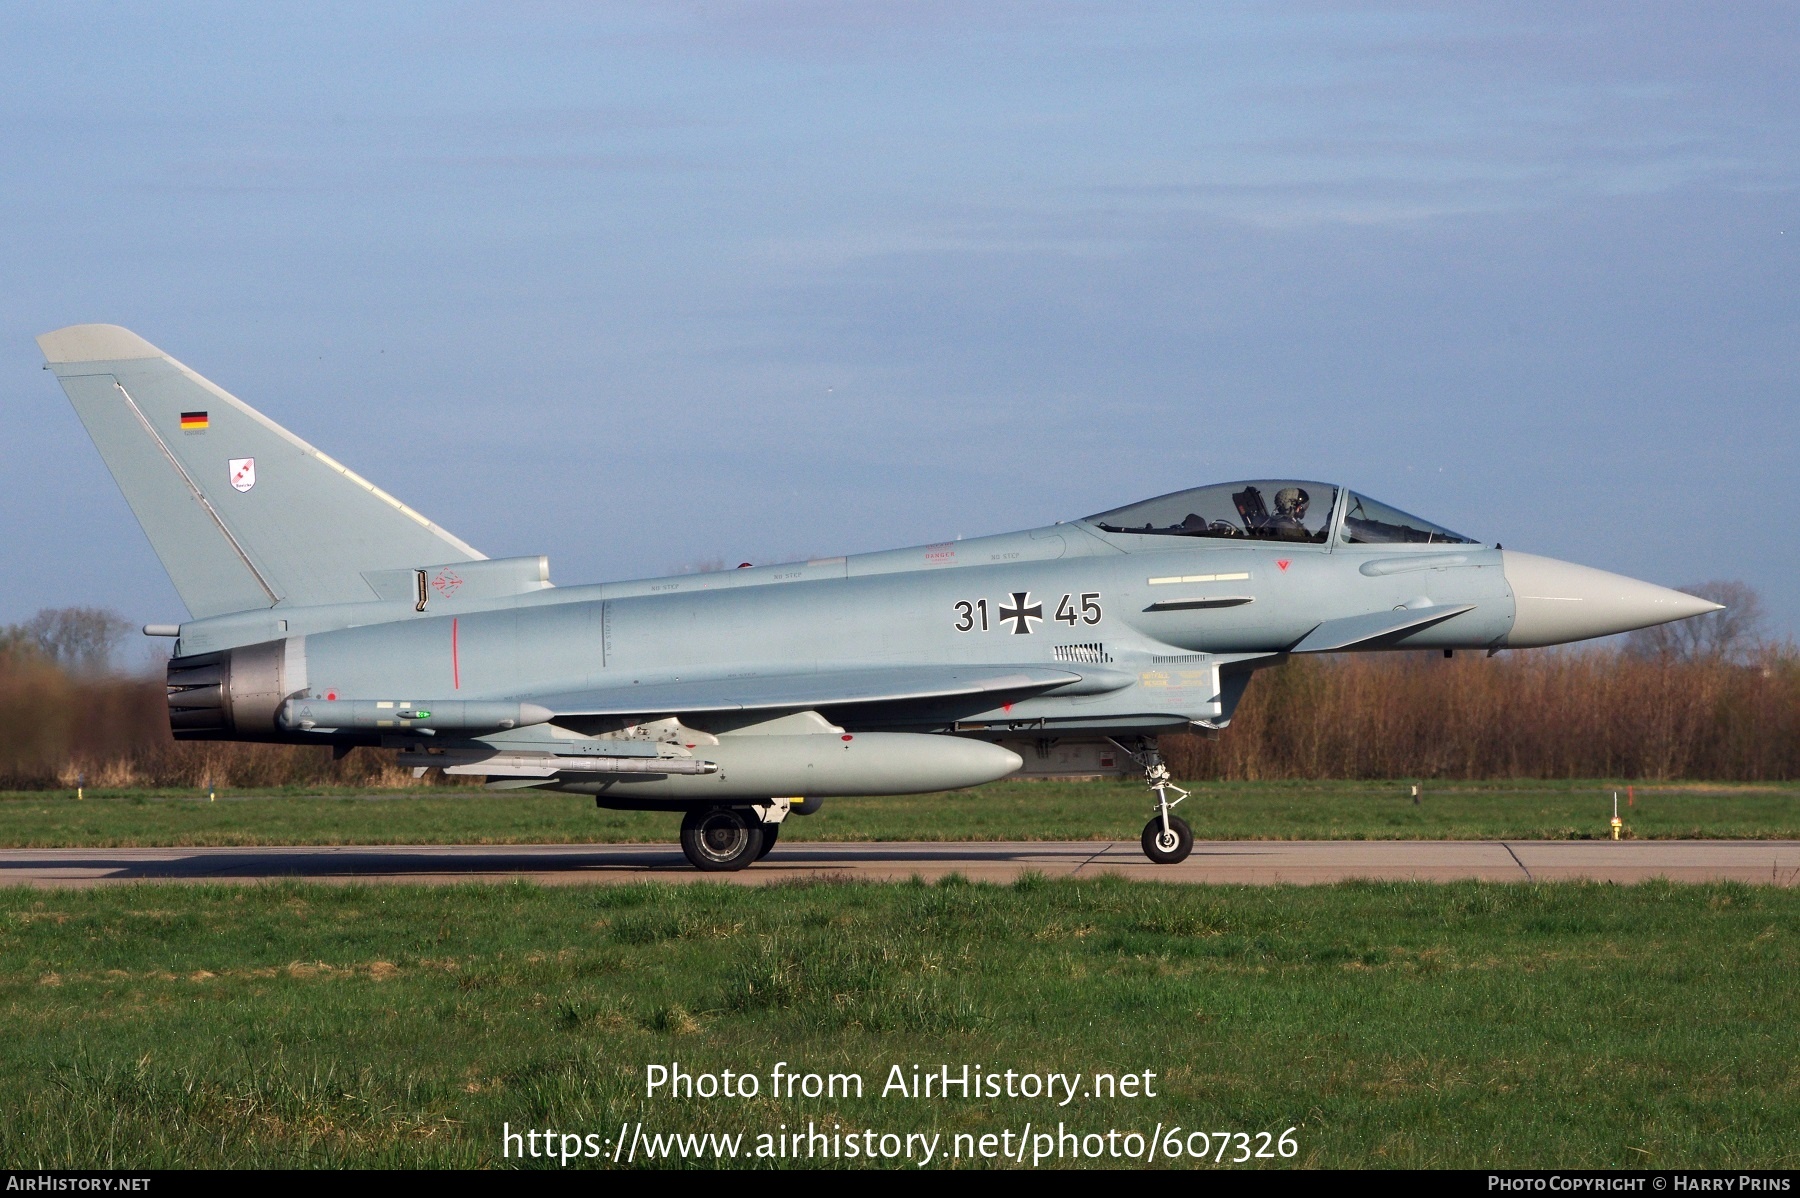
[3,2,1795,645]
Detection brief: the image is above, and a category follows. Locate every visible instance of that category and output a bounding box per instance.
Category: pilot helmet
[1275,487,1310,518]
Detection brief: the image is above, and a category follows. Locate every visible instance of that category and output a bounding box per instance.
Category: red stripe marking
[451,617,460,690]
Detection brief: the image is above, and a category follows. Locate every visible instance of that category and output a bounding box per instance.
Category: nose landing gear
[1135,753,1194,864]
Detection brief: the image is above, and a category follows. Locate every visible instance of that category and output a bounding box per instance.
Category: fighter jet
[38,324,1722,869]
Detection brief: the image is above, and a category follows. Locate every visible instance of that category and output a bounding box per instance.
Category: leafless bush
[1161,645,1800,782]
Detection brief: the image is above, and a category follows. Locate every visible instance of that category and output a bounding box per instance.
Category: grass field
[1,876,1795,1169]
[2,779,1797,848]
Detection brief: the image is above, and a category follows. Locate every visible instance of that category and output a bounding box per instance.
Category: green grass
[1,877,1795,1168]
[2,779,1797,848]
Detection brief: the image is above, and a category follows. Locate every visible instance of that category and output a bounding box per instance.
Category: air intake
[1052,643,1112,664]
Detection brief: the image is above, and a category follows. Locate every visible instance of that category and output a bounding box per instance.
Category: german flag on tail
[179,411,208,432]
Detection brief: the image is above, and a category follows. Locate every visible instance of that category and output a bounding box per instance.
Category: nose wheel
[1141,813,1193,863]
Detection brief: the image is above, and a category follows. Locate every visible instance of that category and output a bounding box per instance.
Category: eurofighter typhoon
[38,325,1722,870]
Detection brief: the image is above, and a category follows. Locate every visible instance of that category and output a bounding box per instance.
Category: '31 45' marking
[953,592,1101,634]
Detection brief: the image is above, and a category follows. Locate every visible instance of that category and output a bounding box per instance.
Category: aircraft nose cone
[1501,551,1724,648]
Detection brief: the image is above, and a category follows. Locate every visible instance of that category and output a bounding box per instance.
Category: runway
[2,839,1798,888]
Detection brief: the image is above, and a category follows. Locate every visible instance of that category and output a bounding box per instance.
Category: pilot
[1270,487,1311,541]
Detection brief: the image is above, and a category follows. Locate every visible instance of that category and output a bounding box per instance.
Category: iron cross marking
[998,591,1043,635]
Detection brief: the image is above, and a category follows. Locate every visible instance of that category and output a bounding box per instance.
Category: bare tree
[0,625,39,664]
[1624,580,1764,664]
[17,607,134,674]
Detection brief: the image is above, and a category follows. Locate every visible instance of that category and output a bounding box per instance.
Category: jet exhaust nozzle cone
[1501,551,1724,648]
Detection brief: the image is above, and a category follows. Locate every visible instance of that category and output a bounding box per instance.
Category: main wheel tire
[680,807,765,872]
[1140,814,1194,864]
[756,822,781,860]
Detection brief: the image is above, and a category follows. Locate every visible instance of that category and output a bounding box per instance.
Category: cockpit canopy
[1339,491,1478,546]
[1083,481,1479,546]
[1086,480,1339,543]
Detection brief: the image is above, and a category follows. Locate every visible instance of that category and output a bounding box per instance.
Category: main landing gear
[678,799,796,872]
[1137,755,1193,865]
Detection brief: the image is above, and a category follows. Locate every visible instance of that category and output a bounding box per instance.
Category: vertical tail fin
[38,324,483,618]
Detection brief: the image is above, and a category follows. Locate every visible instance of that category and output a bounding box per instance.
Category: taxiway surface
[1,840,1797,887]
